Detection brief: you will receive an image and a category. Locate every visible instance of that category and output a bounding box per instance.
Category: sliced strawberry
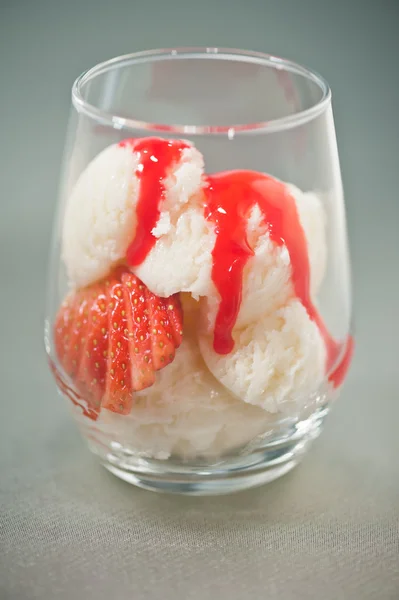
[60,291,91,379]
[77,284,108,409]
[54,295,74,364]
[102,271,133,415]
[146,291,181,370]
[53,266,184,419]
[122,271,155,391]
[80,295,93,377]
[164,294,184,346]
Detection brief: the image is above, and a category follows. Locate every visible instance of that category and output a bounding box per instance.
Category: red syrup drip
[119,137,189,267]
[329,335,354,389]
[204,170,353,386]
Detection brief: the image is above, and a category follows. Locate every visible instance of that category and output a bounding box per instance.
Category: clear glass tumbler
[45,48,353,495]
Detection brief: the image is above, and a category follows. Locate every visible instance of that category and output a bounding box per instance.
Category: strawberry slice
[56,291,91,379]
[54,295,74,364]
[146,289,182,370]
[103,271,132,415]
[164,295,184,346]
[53,266,184,418]
[122,271,155,391]
[77,284,108,409]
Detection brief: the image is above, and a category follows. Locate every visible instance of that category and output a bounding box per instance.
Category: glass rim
[72,47,332,136]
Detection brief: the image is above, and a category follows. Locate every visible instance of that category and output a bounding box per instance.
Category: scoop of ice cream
[200,184,327,334]
[135,179,327,303]
[62,141,209,292]
[62,144,139,289]
[134,191,215,300]
[199,299,326,412]
[96,333,276,459]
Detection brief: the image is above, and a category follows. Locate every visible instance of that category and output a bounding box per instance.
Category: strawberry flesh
[146,290,181,370]
[77,285,108,409]
[165,295,184,346]
[64,292,91,379]
[122,271,155,391]
[54,296,74,365]
[53,267,183,418]
[103,273,132,415]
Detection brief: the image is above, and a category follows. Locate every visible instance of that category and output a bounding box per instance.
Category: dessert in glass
[45,48,353,495]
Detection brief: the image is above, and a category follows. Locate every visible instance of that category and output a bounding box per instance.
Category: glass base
[86,408,327,495]
[103,457,300,495]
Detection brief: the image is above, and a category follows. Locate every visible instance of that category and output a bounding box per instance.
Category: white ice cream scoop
[62,140,208,293]
[199,299,327,412]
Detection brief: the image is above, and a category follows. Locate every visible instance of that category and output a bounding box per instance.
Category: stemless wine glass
[44,48,353,495]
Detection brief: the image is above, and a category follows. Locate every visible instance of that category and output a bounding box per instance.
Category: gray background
[1,0,398,598]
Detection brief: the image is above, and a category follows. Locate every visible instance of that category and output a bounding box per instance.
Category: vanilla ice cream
[199,299,326,413]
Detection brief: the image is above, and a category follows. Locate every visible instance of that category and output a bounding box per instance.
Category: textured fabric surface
[1,0,399,598]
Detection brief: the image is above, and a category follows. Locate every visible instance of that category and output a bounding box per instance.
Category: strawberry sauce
[328,335,354,389]
[203,170,352,387]
[120,137,189,266]
[121,138,352,387]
